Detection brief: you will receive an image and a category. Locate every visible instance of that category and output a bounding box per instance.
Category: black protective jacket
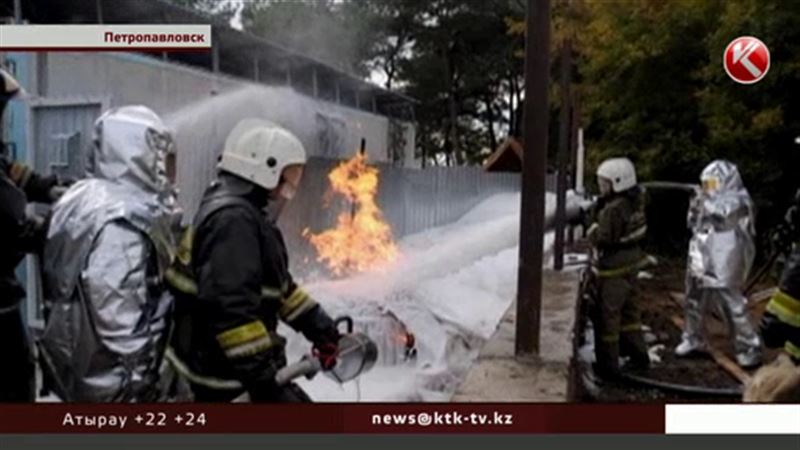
[761,191,800,362]
[0,153,58,306]
[167,175,339,401]
[588,187,650,277]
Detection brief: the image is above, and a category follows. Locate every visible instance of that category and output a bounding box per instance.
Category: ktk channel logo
[723,36,770,84]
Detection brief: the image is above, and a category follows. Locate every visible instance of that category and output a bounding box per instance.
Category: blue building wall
[4,53,33,298]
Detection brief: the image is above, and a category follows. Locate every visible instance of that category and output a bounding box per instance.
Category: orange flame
[303,153,398,276]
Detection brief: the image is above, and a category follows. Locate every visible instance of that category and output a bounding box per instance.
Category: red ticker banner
[0,404,665,434]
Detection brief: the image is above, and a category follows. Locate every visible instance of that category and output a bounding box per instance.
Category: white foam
[284,192,558,402]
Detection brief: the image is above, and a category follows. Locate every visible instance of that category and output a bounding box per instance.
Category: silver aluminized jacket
[687,160,756,289]
[679,160,761,366]
[40,106,177,402]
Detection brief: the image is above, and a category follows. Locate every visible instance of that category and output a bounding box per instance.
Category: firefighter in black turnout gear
[587,157,653,379]
[0,68,69,402]
[166,119,340,402]
[742,189,800,402]
[760,188,800,364]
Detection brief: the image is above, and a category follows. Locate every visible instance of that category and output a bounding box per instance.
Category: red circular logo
[723,36,770,84]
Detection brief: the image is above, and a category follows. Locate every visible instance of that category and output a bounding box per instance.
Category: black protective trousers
[0,306,35,402]
[590,273,650,377]
[190,382,312,403]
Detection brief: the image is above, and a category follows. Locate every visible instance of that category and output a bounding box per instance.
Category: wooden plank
[665,292,751,384]
[670,291,727,320]
[669,314,751,384]
[749,287,777,306]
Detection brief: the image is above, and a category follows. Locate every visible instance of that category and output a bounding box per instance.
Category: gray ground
[452,269,580,402]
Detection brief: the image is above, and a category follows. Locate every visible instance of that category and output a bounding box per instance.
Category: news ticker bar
[0,25,212,50]
[0,404,797,434]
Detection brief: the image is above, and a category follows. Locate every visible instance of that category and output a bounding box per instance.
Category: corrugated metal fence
[278,158,556,275]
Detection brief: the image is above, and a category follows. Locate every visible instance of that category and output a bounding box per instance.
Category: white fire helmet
[597,158,636,192]
[218,118,307,191]
[596,157,638,193]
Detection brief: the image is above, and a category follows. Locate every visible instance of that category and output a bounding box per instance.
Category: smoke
[164,85,317,218]
[165,82,386,221]
[240,1,377,76]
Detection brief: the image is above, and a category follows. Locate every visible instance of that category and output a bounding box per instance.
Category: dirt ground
[453,269,580,402]
[576,257,781,403]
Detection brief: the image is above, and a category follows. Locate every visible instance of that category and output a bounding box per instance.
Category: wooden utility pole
[14,0,22,22]
[515,0,551,356]
[554,33,573,271]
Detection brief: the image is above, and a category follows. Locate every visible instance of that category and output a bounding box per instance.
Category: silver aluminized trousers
[681,275,761,359]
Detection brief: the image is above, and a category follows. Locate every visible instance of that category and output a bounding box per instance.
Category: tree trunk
[385,62,394,90]
[485,92,498,151]
[448,92,460,165]
[508,74,517,137]
[443,44,461,166]
[385,31,408,91]
[514,75,524,138]
[443,130,453,167]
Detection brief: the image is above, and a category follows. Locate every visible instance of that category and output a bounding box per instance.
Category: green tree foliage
[698,0,800,221]
[395,0,525,166]
[580,0,800,238]
[173,0,799,235]
[579,0,718,181]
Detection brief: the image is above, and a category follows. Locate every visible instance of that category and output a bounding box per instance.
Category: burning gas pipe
[350,138,366,221]
[302,141,415,362]
[303,140,399,277]
[383,309,417,363]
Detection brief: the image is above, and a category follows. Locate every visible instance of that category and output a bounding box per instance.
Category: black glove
[57,175,78,187]
[18,212,50,256]
[48,185,69,202]
[573,196,593,228]
[47,175,77,202]
[572,203,589,227]
[295,305,342,349]
[760,311,791,349]
[242,346,288,401]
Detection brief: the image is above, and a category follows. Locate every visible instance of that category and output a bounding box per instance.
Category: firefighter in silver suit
[40,105,178,402]
[675,160,762,368]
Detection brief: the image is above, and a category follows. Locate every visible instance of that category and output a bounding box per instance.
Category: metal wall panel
[277,158,544,277]
[31,102,102,179]
[27,101,102,327]
[42,52,417,210]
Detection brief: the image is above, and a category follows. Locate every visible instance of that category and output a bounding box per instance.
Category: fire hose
[575,256,744,399]
[574,183,800,398]
[162,315,378,402]
[619,373,742,398]
[640,181,701,194]
[274,357,322,386]
[276,316,378,386]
